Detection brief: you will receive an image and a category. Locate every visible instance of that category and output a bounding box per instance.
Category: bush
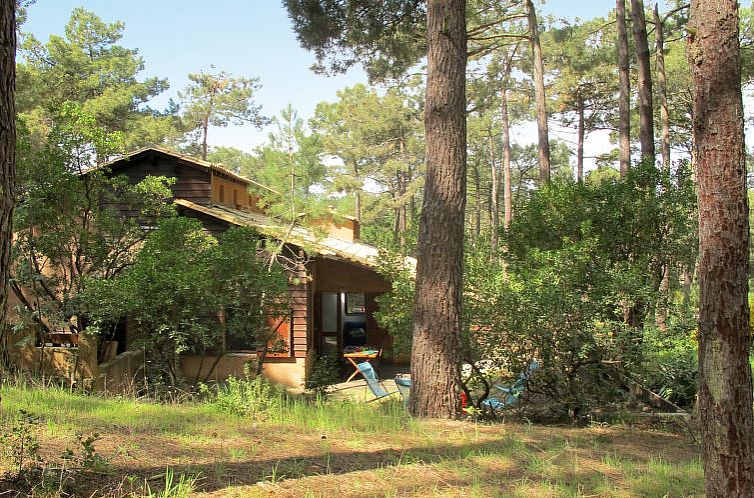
[304,353,341,395]
[199,365,285,419]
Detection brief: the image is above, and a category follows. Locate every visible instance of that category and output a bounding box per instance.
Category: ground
[0,384,703,497]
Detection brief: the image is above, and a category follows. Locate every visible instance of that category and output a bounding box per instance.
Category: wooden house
[13,146,412,388]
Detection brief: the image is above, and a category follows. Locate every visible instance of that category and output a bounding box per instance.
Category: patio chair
[481,359,540,411]
[394,376,412,407]
[357,361,401,403]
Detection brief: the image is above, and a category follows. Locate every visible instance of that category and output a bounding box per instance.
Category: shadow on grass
[51,432,703,497]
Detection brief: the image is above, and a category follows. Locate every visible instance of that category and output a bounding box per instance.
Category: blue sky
[22,1,621,153]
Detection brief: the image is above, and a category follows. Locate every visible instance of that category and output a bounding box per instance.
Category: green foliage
[11,104,174,345]
[250,106,327,220]
[144,468,200,498]
[178,68,267,157]
[0,409,41,477]
[199,366,286,419]
[61,432,108,471]
[374,250,416,358]
[17,7,176,149]
[304,353,341,395]
[284,0,426,81]
[311,82,424,246]
[476,162,698,417]
[375,162,698,419]
[641,323,698,406]
[84,219,289,390]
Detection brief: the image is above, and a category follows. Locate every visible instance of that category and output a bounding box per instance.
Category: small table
[343,350,381,382]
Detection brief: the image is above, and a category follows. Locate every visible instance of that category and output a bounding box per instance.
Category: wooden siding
[312,258,391,294]
[290,265,309,359]
[109,154,212,205]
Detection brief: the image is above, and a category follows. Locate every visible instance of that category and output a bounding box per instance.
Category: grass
[0,383,704,497]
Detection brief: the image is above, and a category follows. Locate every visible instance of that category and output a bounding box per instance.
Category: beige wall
[14,333,98,385]
[210,174,262,212]
[181,353,306,388]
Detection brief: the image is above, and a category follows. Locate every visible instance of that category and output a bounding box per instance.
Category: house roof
[174,198,416,273]
[98,146,277,194]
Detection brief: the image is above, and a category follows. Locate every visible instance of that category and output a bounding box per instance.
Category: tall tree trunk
[353,160,362,224]
[631,0,655,165]
[689,0,754,495]
[655,4,670,169]
[0,0,16,403]
[488,129,500,256]
[410,0,466,419]
[473,160,481,238]
[654,4,671,331]
[502,85,512,231]
[576,93,585,183]
[616,0,631,176]
[525,0,550,183]
[201,118,209,160]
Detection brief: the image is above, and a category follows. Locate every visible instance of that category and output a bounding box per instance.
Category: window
[219,184,225,203]
[345,293,366,314]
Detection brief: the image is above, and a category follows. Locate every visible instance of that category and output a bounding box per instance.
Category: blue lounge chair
[394,376,412,407]
[481,359,540,411]
[357,361,401,403]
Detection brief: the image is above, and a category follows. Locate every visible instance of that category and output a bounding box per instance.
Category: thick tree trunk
[410,0,466,419]
[525,0,550,183]
[689,0,754,495]
[616,0,631,176]
[0,0,16,402]
[631,0,655,165]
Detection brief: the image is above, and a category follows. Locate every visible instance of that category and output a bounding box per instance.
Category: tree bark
[525,0,550,183]
[502,84,512,232]
[488,128,500,256]
[201,118,209,160]
[576,93,585,183]
[654,4,670,170]
[616,0,631,176]
[631,0,655,165]
[0,0,16,401]
[689,0,754,495]
[410,0,466,419]
[654,4,671,331]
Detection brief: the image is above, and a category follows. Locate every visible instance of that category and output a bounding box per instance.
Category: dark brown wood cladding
[289,281,309,358]
[108,155,212,206]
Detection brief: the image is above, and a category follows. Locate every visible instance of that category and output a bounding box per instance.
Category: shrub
[304,353,341,396]
[199,365,285,419]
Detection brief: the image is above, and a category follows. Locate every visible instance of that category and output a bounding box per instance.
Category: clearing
[0,385,702,497]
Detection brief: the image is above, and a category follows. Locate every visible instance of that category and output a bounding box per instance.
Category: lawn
[0,384,703,497]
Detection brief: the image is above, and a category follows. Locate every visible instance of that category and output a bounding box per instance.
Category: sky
[22,1,666,162]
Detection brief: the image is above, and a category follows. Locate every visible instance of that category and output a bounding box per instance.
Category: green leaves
[17,8,175,150]
[84,220,289,388]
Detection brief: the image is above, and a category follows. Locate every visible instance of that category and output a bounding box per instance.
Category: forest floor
[0,384,703,497]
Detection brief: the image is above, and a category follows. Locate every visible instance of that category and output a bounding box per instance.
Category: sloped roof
[174,198,416,273]
[98,146,277,194]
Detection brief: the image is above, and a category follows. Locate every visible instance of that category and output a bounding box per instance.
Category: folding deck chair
[357,361,411,404]
[481,359,540,411]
